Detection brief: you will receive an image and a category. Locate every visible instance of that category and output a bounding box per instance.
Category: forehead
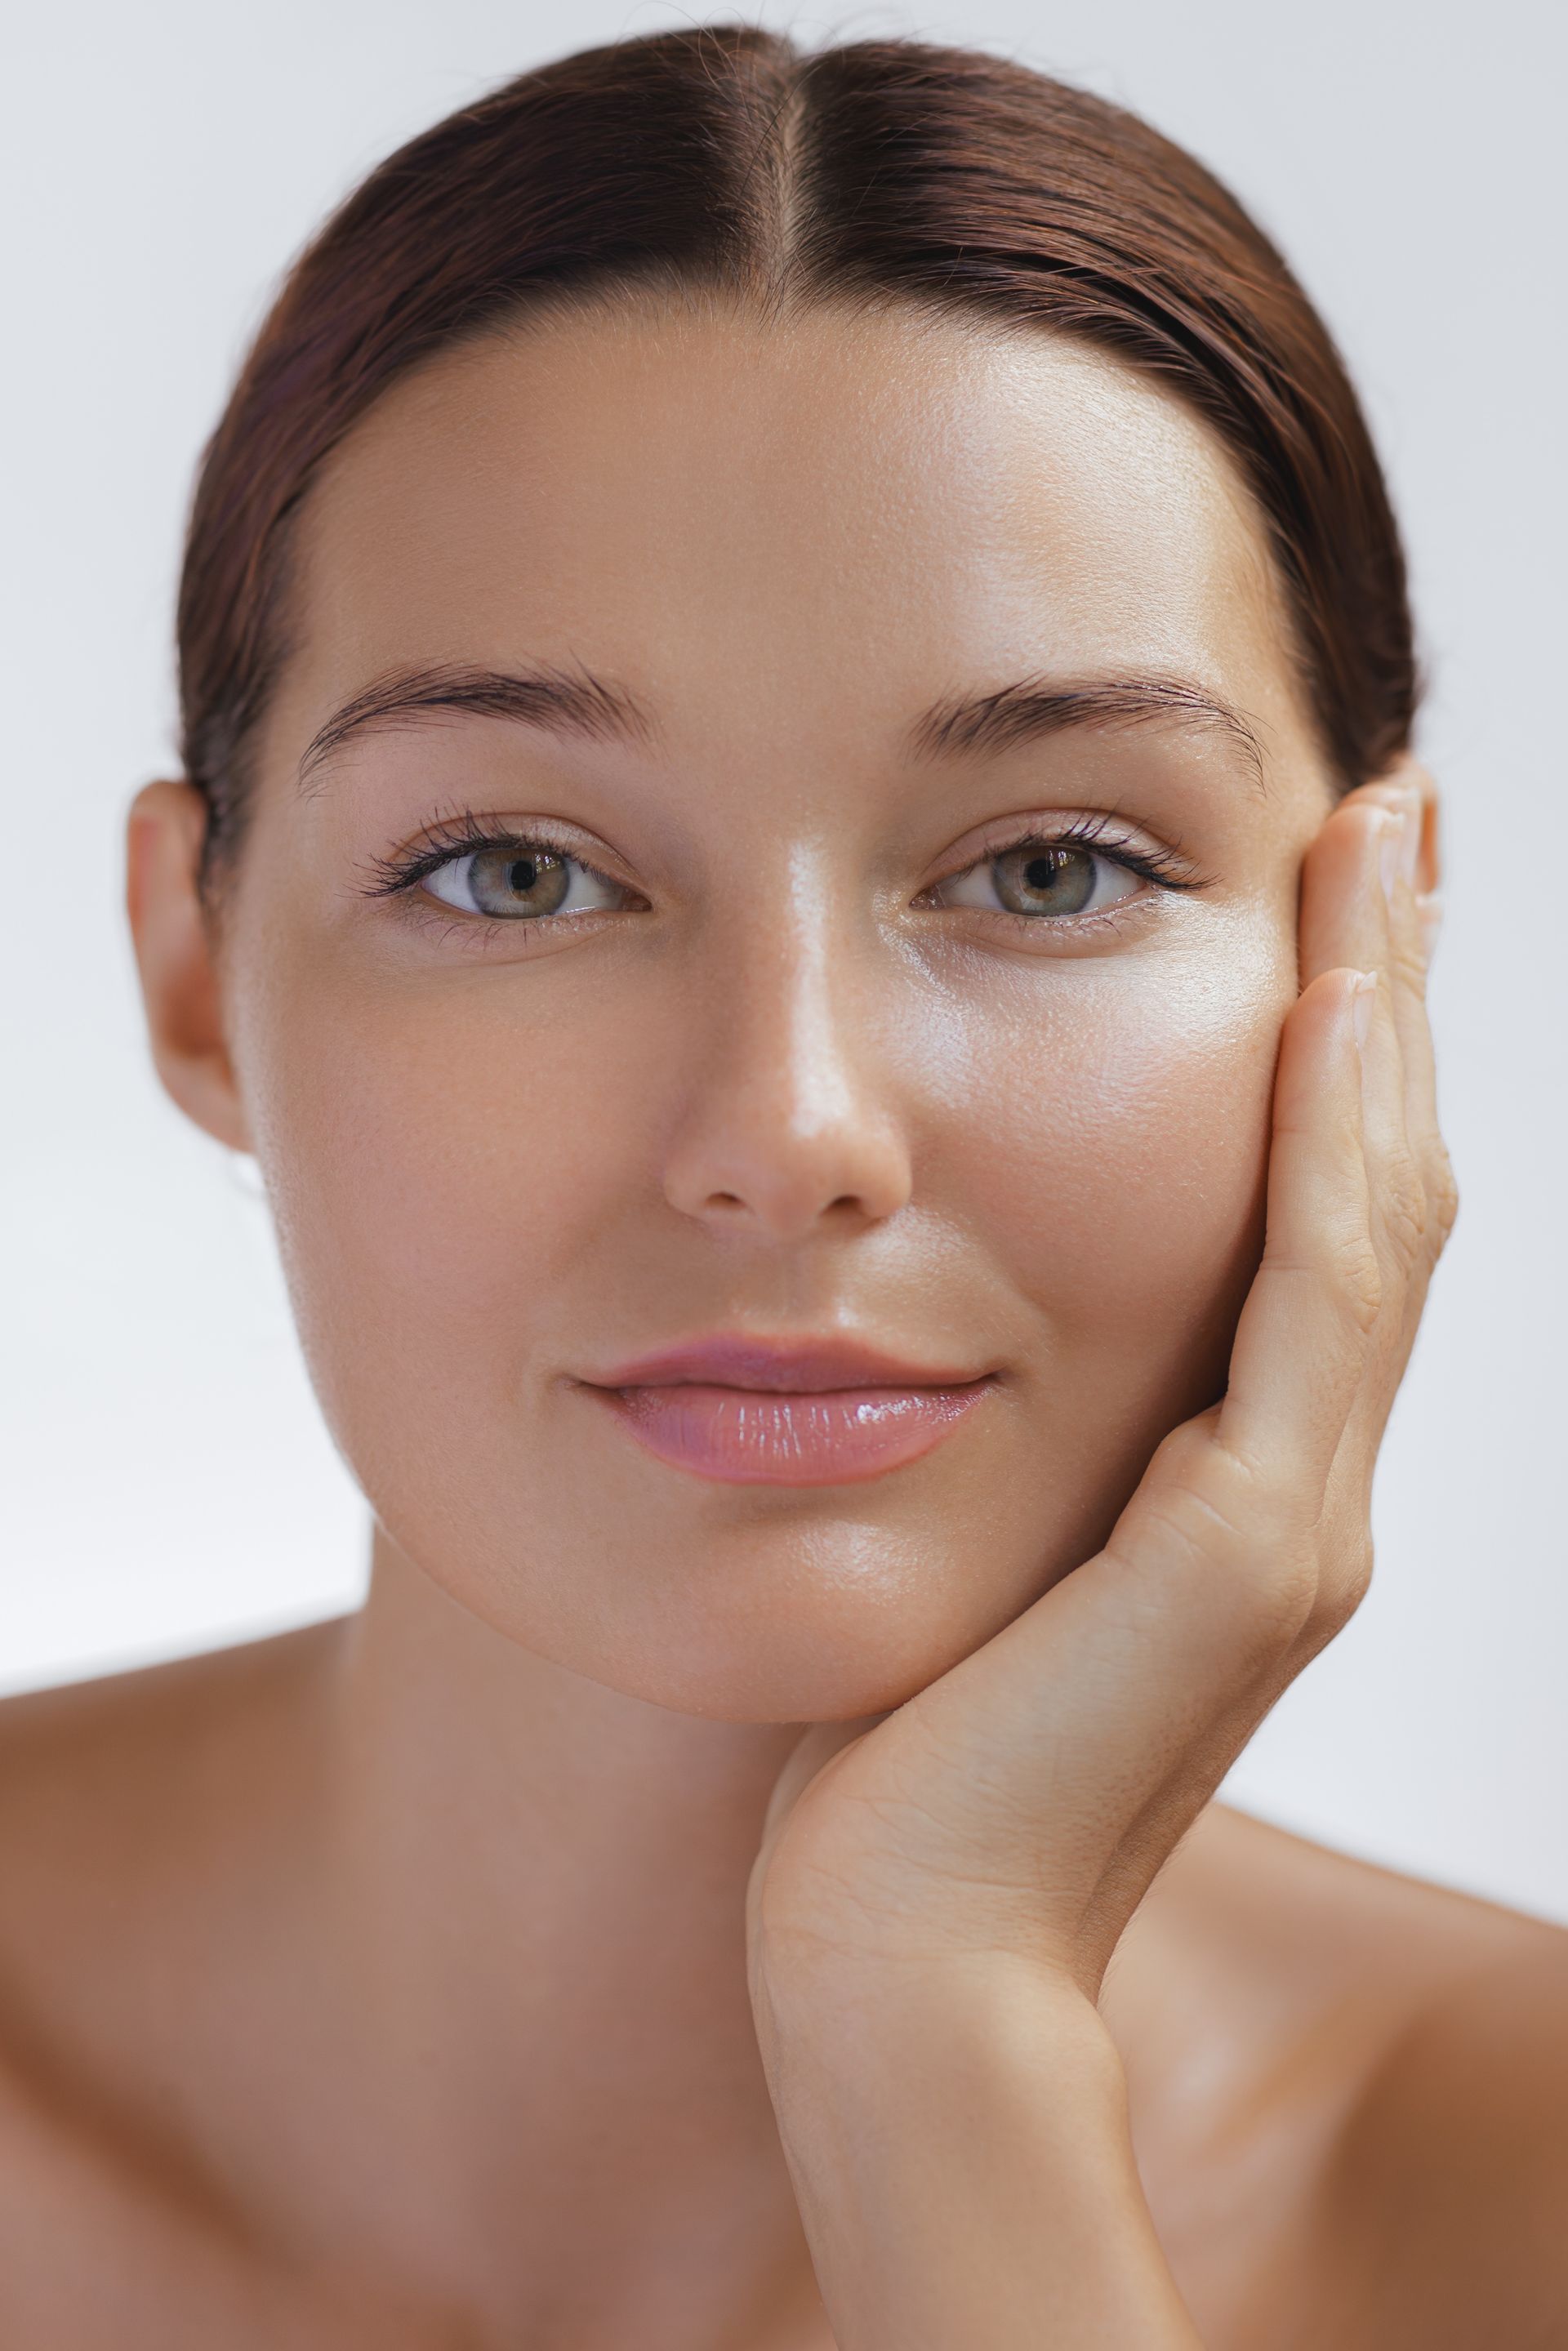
[280,296,1307,766]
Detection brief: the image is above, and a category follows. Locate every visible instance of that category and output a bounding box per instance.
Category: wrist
[755,1949,1130,2226]
[756,1945,1120,2136]
[756,1934,1102,2039]
[756,1955,1198,2349]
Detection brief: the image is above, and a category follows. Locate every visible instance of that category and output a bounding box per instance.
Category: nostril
[665,1115,915,1236]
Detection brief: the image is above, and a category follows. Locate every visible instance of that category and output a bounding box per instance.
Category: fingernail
[1378,811,1405,908]
[1352,969,1377,1053]
[1416,890,1444,966]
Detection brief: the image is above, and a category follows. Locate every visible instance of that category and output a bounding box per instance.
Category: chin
[392,1495,1090,1724]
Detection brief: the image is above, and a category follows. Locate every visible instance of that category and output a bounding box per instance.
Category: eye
[421,841,632,920]
[931,839,1143,919]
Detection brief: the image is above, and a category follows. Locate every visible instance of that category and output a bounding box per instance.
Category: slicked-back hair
[177,24,1416,893]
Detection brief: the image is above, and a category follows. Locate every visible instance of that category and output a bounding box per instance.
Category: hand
[747,760,1456,2016]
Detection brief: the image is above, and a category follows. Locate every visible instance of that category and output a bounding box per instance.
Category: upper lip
[582,1335,995,1393]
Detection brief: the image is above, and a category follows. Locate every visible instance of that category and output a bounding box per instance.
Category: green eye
[422,843,630,919]
[934,840,1142,919]
[991,844,1099,915]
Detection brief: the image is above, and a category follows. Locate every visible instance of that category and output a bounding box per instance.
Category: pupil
[991,842,1096,918]
[466,844,572,917]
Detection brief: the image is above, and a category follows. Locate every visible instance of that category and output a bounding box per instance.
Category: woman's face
[172,300,1339,1719]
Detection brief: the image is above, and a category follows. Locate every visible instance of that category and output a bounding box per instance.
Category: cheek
[926,932,1290,1529]
[975,973,1279,1314]
[233,943,647,1494]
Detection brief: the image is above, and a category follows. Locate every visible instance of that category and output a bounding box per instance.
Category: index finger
[1298,764,1451,1231]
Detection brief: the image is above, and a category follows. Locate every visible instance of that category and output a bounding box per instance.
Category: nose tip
[661,880,915,1244]
[663,1105,911,1242]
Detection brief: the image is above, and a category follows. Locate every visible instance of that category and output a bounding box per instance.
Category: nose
[662,889,914,1244]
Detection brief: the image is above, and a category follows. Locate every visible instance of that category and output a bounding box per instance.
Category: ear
[125,779,254,1154]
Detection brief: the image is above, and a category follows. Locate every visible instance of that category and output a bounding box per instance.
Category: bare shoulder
[0,1619,350,2060]
[1179,1806,1568,2350]
[0,1627,316,1997]
[1307,1917,1568,2349]
[0,2046,421,2350]
[0,1626,359,2344]
[0,1622,345,1914]
[0,1615,343,1787]
[1116,1797,1566,2080]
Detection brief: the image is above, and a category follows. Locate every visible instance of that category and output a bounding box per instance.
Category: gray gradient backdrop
[4,0,1564,1917]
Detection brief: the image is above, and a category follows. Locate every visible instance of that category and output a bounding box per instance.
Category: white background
[3,1,1564,1919]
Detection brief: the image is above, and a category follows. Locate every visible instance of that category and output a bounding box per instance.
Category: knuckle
[1300,1485,1375,1643]
[1318,1530,1375,1632]
[1258,1530,1370,1666]
[1134,1460,1251,1573]
[1344,1531,1375,1610]
[1257,1551,1325,1650]
[1150,1411,1223,1485]
[1259,1235,1383,1340]
[1174,1454,1323,1645]
[1327,1227,1384,1335]
[1377,1147,1429,1271]
[1401,921,1438,987]
[1181,1514,1317,1665]
[1130,1432,1370,1673]
[1291,1580,1361,1662]
[1389,933,1429,1001]
[1427,1147,1461,1249]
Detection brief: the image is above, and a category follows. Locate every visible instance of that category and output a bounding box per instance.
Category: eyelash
[359,806,1205,928]
[359,808,622,902]
[932,810,1204,900]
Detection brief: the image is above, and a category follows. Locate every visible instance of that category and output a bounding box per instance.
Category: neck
[304,1528,827,2345]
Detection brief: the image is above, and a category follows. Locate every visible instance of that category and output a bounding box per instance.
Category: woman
[0,20,1561,2345]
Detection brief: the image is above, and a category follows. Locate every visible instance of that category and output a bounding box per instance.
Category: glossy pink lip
[576,1338,997,1486]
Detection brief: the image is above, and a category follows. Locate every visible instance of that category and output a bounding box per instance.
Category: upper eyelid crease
[934,813,1206,891]
[363,810,1205,902]
[359,813,622,897]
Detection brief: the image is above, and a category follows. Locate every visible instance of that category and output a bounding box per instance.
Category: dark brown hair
[178,23,1416,893]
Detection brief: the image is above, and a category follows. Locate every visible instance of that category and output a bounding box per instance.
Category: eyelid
[361,809,644,902]
[919,809,1200,897]
[424,847,629,924]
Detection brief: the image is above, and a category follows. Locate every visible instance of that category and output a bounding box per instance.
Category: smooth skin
[0,296,1563,2347]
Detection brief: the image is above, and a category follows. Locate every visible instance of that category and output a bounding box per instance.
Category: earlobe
[125,778,253,1155]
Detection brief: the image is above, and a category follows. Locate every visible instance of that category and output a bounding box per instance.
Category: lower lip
[587,1381,993,1485]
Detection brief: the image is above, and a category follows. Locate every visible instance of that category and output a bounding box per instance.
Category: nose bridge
[662,843,912,1238]
[762,844,862,1125]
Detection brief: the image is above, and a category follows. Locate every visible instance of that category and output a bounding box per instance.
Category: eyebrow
[906,675,1267,790]
[296,659,1267,793]
[296,661,656,793]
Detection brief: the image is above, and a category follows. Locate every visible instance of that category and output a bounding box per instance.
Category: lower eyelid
[401,900,615,954]
[971,893,1160,946]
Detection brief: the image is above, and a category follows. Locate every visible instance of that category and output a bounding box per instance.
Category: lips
[575,1336,996,1486]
